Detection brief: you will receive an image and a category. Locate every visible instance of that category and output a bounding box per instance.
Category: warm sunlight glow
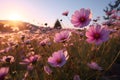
[8,13,23,21]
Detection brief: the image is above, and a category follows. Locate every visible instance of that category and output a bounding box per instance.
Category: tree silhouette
[53,19,62,29]
[103,0,120,26]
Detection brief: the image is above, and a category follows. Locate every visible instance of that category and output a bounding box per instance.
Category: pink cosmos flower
[87,62,103,71]
[54,31,71,43]
[44,66,52,75]
[1,56,15,63]
[62,11,69,16]
[86,24,110,45]
[71,8,92,28]
[20,55,41,65]
[48,50,69,67]
[0,67,9,80]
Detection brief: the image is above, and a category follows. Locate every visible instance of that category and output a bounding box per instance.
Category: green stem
[105,50,120,72]
[99,50,120,77]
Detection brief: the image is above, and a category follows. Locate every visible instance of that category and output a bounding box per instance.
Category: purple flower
[87,62,103,71]
[54,31,71,43]
[73,75,81,80]
[20,55,41,65]
[71,8,92,28]
[62,11,69,16]
[48,50,69,67]
[1,56,15,63]
[86,24,110,45]
[0,67,9,80]
[44,66,52,75]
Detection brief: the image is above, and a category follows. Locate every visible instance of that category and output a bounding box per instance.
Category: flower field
[0,6,120,80]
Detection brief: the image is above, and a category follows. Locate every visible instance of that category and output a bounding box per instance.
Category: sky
[0,0,115,28]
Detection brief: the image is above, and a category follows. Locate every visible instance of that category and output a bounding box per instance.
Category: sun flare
[8,13,23,21]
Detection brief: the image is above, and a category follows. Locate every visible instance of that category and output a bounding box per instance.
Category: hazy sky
[0,0,114,28]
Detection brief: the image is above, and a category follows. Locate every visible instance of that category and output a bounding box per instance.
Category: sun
[8,13,22,21]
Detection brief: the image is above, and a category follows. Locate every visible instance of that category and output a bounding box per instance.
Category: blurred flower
[71,8,92,28]
[20,55,41,65]
[0,47,12,54]
[69,43,74,47]
[109,29,117,34]
[87,62,103,71]
[0,67,9,80]
[62,11,69,16]
[48,50,69,67]
[27,64,33,71]
[54,31,71,43]
[117,16,120,20]
[102,20,113,26]
[0,49,5,54]
[110,14,117,19]
[73,75,81,80]
[4,47,12,53]
[39,38,51,46]
[44,66,52,75]
[1,56,15,63]
[24,39,31,45]
[86,24,110,45]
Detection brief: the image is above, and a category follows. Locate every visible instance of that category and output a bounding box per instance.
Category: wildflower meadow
[0,0,120,80]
